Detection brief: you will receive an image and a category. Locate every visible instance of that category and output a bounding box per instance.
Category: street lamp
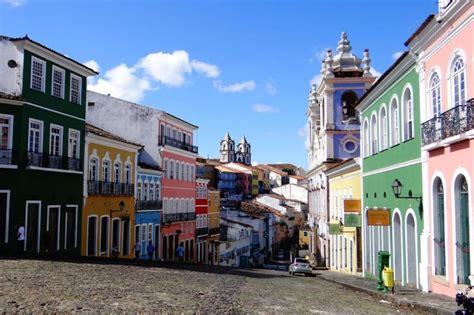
[391,179,403,198]
[391,178,422,216]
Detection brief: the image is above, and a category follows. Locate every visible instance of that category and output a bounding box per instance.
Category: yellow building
[81,124,142,259]
[207,189,220,264]
[326,158,362,275]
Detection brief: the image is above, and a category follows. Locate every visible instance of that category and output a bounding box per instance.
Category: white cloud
[1,0,26,7]
[371,67,382,78]
[252,103,278,113]
[138,50,193,87]
[83,60,100,72]
[213,80,256,93]
[87,63,152,103]
[309,47,330,63]
[309,74,322,87]
[265,79,277,95]
[191,60,220,78]
[298,124,310,149]
[392,51,404,60]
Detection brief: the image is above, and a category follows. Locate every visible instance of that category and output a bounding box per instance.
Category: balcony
[422,103,474,146]
[196,227,209,236]
[0,149,13,165]
[136,200,163,210]
[88,181,135,197]
[162,212,196,224]
[27,152,82,171]
[208,227,220,235]
[159,136,198,154]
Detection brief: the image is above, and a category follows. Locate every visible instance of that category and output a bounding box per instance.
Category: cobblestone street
[0,259,427,314]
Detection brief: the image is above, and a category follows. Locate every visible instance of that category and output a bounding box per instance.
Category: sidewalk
[317,270,457,315]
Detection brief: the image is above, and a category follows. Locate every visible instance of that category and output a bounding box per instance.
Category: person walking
[134,241,141,261]
[147,241,155,262]
[16,224,25,254]
[176,242,184,262]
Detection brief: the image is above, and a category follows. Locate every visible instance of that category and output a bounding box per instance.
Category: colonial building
[0,36,96,255]
[196,177,209,263]
[357,51,422,287]
[306,32,375,266]
[86,91,198,262]
[219,132,251,165]
[207,188,220,265]
[82,124,141,258]
[407,0,473,295]
[135,162,163,260]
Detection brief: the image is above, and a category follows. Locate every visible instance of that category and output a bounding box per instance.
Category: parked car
[289,257,312,276]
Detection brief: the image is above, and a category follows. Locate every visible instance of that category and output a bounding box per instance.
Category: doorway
[87,216,97,256]
[154,225,160,259]
[47,206,60,252]
[25,202,41,253]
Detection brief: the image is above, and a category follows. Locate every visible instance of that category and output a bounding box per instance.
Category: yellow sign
[367,209,390,226]
[344,199,361,213]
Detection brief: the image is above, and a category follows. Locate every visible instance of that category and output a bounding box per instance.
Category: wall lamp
[391,179,423,216]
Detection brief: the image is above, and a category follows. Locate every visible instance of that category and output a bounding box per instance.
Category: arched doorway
[455,175,470,284]
[406,212,417,286]
[393,212,402,282]
[433,178,446,276]
[162,235,168,260]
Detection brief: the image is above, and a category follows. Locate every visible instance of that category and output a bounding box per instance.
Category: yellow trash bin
[383,267,394,293]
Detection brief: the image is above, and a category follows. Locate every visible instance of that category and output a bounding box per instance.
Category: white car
[289,257,312,276]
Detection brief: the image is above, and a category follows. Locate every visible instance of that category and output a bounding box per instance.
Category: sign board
[329,222,342,235]
[344,214,361,227]
[367,209,390,226]
[344,199,361,213]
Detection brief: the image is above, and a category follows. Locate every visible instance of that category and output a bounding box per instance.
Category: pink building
[407,1,473,296]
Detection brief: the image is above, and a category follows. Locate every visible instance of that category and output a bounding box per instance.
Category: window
[341,90,358,121]
[51,66,65,98]
[49,125,63,156]
[170,161,174,179]
[100,216,109,254]
[451,56,466,107]
[28,119,43,153]
[144,182,149,201]
[141,224,147,243]
[176,162,180,180]
[137,181,143,201]
[148,223,153,242]
[371,114,378,155]
[165,160,169,179]
[114,162,121,183]
[390,98,400,146]
[89,158,98,181]
[125,164,131,184]
[68,130,80,159]
[70,74,82,104]
[103,160,111,183]
[155,182,160,200]
[0,115,13,164]
[150,182,155,200]
[430,73,441,118]
[380,106,388,150]
[31,56,46,92]
[0,191,10,243]
[403,87,414,140]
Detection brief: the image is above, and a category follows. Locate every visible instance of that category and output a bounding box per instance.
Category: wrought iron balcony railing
[27,152,82,171]
[162,212,196,224]
[0,149,13,165]
[159,136,198,154]
[422,103,474,146]
[88,181,134,196]
[136,199,163,210]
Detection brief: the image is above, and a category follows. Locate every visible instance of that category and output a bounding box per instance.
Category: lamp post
[391,179,423,216]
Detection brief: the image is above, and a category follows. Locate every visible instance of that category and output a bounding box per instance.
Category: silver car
[289,258,312,276]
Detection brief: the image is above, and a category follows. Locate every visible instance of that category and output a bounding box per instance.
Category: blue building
[135,162,163,260]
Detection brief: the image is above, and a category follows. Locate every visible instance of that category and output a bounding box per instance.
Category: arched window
[451,56,466,107]
[380,106,388,150]
[390,97,400,146]
[150,182,155,201]
[89,158,98,181]
[433,177,446,276]
[363,120,369,157]
[170,160,174,179]
[403,87,414,141]
[137,180,143,201]
[371,114,378,155]
[176,162,180,180]
[341,90,358,121]
[143,181,149,201]
[430,72,441,117]
[124,163,131,184]
[102,159,111,183]
[114,161,121,183]
[155,182,160,200]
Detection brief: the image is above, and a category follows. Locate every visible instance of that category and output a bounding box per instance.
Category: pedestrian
[16,224,25,254]
[134,241,141,261]
[176,242,184,261]
[147,241,155,262]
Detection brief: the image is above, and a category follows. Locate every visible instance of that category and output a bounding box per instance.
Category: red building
[196,178,210,263]
[159,113,198,262]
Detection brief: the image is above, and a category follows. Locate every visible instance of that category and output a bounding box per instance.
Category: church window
[341,90,358,121]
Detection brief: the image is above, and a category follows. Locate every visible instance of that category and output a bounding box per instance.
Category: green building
[0,36,96,255]
[356,52,422,288]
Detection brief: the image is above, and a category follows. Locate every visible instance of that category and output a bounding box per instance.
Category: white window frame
[0,190,10,243]
[68,129,80,159]
[370,113,378,155]
[148,223,153,242]
[28,118,44,153]
[450,55,467,108]
[430,72,442,118]
[390,96,400,147]
[144,180,149,201]
[89,157,99,181]
[64,205,78,249]
[30,56,46,92]
[24,200,42,253]
[114,161,122,183]
[102,158,111,183]
[70,74,82,105]
[51,65,65,99]
[141,224,147,243]
[125,163,132,184]
[49,124,63,156]
[402,85,414,141]
[0,114,14,152]
[150,182,155,200]
[137,180,143,201]
[46,205,61,251]
[379,105,388,151]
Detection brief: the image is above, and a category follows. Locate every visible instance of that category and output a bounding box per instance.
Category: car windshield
[295,258,309,263]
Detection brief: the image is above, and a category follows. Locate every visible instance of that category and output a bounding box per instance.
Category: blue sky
[0,0,436,169]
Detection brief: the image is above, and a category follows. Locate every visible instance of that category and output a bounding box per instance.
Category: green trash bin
[377,251,390,291]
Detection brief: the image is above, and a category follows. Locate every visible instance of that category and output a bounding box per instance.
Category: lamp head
[391,179,403,198]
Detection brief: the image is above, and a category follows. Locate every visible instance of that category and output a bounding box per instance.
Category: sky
[0,0,437,169]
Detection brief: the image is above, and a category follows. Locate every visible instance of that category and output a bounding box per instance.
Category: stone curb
[318,274,452,315]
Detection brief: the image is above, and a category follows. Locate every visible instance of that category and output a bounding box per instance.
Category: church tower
[220,132,235,163]
[236,136,251,165]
